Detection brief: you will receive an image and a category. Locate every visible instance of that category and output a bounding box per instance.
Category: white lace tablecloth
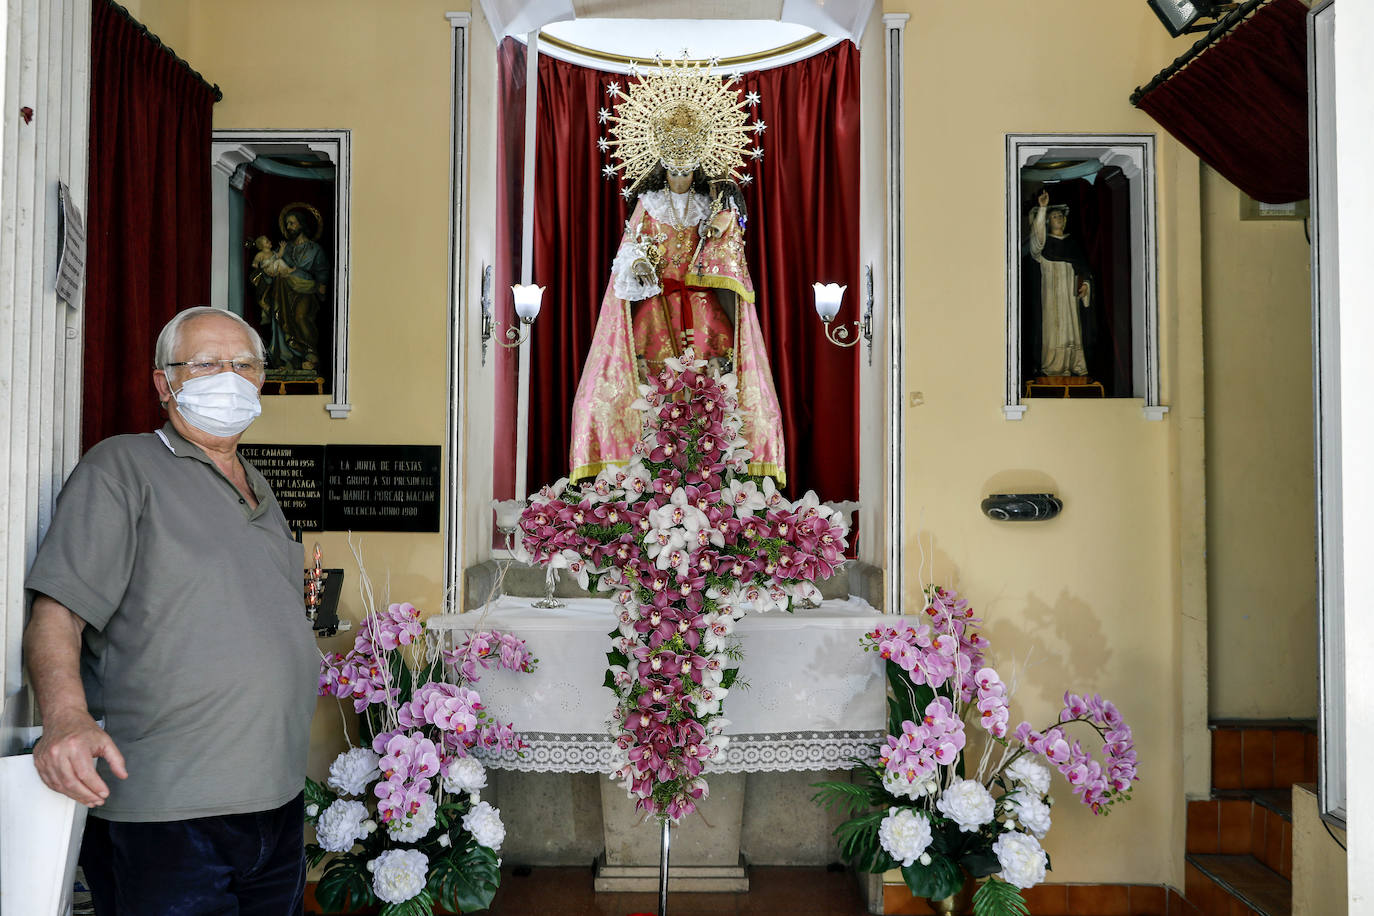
[426,596,888,773]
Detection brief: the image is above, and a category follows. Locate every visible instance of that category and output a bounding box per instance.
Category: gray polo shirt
[26,423,318,822]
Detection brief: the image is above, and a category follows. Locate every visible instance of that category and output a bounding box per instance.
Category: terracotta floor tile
[1212,730,1243,790]
[1217,801,1253,854]
[1247,805,1267,860]
[1262,810,1284,872]
[1067,884,1131,916]
[1240,730,1275,789]
[1274,732,1307,787]
[1186,800,1220,854]
[1168,887,1202,916]
[1127,884,1166,915]
[1023,883,1068,915]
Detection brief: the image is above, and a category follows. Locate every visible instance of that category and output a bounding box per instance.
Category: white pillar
[0,0,91,751]
[1337,0,1374,908]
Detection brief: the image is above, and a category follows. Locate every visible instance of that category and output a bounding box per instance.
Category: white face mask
[172,371,262,438]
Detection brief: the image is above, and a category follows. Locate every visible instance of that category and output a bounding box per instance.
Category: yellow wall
[1200,165,1317,720]
[891,0,1205,884]
[131,0,1228,888]
[1292,784,1347,916]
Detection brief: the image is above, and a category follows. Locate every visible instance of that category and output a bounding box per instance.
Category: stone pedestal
[594,773,749,892]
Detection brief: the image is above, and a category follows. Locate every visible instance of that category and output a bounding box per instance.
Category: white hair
[154,306,265,369]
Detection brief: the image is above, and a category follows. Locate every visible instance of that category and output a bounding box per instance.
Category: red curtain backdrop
[500,40,860,504]
[1134,0,1309,204]
[84,0,218,449]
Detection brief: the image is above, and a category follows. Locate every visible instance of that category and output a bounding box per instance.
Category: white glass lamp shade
[491,498,525,531]
[511,284,545,322]
[813,283,846,322]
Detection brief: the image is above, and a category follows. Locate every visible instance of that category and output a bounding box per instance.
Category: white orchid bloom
[622,465,652,500]
[728,479,766,517]
[560,551,591,589]
[761,476,787,510]
[645,527,686,561]
[701,613,736,653]
[657,546,691,577]
[692,685,728,717]
[607,664,635,691]
[529,478,568,506]
[597,566,625,592]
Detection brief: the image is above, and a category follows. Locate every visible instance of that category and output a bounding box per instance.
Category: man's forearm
[23,595,91,722]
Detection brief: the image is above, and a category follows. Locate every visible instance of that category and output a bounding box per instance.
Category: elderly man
[23,306,317,915]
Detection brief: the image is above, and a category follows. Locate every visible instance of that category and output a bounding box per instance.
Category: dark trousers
[80,793,306,916]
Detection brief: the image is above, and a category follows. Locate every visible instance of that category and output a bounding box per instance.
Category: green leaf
[379,889,436,916]
[972,876,1029,916]
[961,850,1002,879]
[432,843,501,913]
[316,856,374,913]
[304,843,330,870]
[832,809,893,873]
[304,777,335,816]
[900,854,963,900]
[811,781,878,819]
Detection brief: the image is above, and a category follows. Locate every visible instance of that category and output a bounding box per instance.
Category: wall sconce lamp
[813,265,875,364]
[478,263,545,359]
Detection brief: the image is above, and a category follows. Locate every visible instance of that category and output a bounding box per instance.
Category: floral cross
[519,350,849,821]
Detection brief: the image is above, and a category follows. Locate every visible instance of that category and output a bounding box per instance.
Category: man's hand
[1038,189,1050,208]
[23,594,128,806]
[32,710,127,807]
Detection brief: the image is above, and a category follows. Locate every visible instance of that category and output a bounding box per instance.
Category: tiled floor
[486,865,874,915]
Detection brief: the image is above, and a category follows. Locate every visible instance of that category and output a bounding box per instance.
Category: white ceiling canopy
[538,19,835,72]
[478,0,873,54]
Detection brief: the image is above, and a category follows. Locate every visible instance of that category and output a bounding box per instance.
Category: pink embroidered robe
[569,194,786,484]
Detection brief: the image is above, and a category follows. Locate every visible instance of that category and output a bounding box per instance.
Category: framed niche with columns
[1004,134,1163,420]
[210,129,353,416]
[443,10,914,615]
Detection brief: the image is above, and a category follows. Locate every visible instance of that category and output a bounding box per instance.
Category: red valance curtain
[1133,0,1309,204]
[498,39,860,503]
[84,0,218,449]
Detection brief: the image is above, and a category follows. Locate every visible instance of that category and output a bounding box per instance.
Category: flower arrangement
[812,586,1139,916]
[518,350,849,822]
[308,595,538,916]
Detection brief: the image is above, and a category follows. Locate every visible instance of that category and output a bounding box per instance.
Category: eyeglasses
[165,358,267,377]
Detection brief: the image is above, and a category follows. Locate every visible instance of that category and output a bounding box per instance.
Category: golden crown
[598,55,765,188]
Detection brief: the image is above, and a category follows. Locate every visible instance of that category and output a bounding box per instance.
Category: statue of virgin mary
[569,58,786,484]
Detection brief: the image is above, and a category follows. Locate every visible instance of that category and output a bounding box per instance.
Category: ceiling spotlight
[1147,0,1236,37]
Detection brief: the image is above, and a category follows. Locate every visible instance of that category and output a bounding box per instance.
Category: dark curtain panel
[84,0,217,449]
[504,40,860,504]
[493,39,528,502]
[740,44,861,501]
[1134,0,1309,204]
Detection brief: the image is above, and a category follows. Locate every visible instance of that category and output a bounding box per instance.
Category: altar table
[426,596,888,773]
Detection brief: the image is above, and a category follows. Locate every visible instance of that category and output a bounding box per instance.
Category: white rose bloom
[1005,756,1052,797]
[387,794,438,843]
[327,747,381,797]
[369,848,429,904]
[877,807,933,867]
[1010,793,1052,839]
[883,769,937,801]
[463,800,506,852]
[316,799,370,852]
[992,831,1047,889]
[936,779,996,833]
[443,756,488,794]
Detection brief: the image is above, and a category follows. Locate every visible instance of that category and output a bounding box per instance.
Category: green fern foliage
[972,876,1030,916]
